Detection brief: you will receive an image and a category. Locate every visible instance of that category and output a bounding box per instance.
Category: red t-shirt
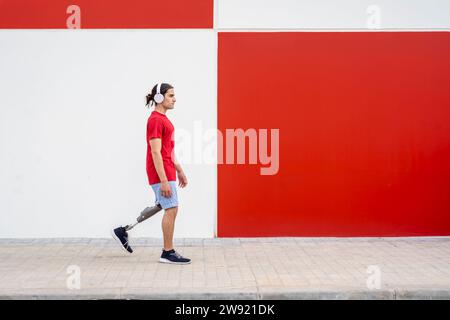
[146,111,176,184]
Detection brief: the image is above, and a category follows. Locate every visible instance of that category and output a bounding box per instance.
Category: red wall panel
[218,32,450,237]
[0,0,213,28]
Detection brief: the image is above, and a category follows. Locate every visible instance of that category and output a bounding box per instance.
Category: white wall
[1,1,449,239]
[0,30,217,238]
[218,0,450,29]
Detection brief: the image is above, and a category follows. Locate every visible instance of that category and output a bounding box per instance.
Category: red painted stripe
[0,0,213,28]
[218,32,450,237]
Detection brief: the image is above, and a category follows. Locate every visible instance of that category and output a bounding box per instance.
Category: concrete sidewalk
[0,237,449,300]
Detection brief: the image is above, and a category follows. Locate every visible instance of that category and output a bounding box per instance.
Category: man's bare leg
[162,207,178,251]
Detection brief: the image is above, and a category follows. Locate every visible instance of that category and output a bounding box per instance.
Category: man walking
[112,83,191,265]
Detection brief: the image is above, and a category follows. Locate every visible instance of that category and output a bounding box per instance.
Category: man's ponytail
[146,92,154,107]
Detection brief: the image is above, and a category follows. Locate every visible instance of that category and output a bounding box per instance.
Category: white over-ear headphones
[153,83,164,104]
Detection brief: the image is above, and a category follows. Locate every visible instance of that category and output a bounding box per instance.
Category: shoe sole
[159,258,191,265]
[110,229,132,254]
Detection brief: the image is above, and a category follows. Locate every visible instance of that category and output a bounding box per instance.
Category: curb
[1,288,450,300]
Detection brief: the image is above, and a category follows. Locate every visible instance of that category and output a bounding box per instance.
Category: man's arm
[173,154,184,175]
[149,138,172,197]
[173,152,188,188]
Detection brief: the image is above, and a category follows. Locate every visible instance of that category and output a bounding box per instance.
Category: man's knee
[164,206,178,217]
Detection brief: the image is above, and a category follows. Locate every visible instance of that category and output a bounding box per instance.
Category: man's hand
[160,181,173,198]
[178,172,188,188]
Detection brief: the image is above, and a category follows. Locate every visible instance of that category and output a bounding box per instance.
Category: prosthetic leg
[124,204,163,231]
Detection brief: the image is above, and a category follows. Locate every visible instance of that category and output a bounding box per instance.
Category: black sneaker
[159,249,191,265]
[111,227,133,254]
